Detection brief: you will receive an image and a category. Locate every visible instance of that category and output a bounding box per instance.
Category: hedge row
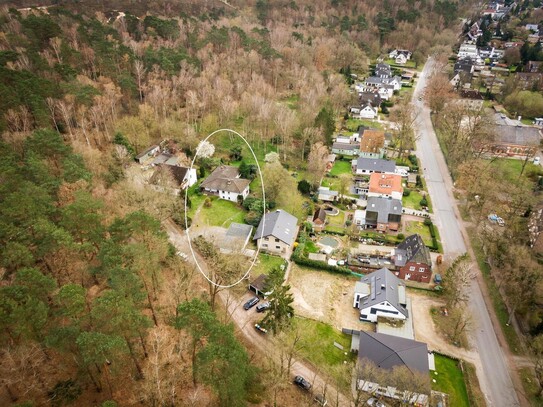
[291,250,351,275]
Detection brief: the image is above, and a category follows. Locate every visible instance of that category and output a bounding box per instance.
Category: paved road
[413,58,520,407]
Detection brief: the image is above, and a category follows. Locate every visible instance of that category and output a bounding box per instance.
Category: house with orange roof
[360,129,385,159]
[368,173,404,200]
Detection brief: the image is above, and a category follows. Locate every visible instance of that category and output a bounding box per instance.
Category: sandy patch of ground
[288,265,371,332]
[410,291,478,363]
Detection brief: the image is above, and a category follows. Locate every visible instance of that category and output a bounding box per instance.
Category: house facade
[254,209,298,256]
[135,145,160,163]
[331,142,359,156]
[200,165,250,202]
[351,104,378,119]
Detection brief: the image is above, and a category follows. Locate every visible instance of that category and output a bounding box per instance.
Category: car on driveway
[293,375,312,391]
[256,301,270,312]
[243,297,259,310]
[254,323,268,334]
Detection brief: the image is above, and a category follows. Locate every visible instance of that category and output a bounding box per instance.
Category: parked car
[254,323,268,334]
[243,297,260,310]
[314,394,328,406]
[534,156,540,166]
[366,398,385,407]
[293,375,312,391]
[256,301,270,313]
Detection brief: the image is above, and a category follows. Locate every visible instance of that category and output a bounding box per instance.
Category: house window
[262,244,268,248]
[361,314,368,319]
[275,238,280,242]
[419,267,425,272]
[409,266,415,271]
[276,246,281,249]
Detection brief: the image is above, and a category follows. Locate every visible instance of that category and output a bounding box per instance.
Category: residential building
[350,104,378,119]
[352,157,396,175]
[456,89,484,111]
[135,145,160,163]
[454,58,475,75]
[353,267,408,322]
[393,234,432,283]
[312,208,327,231]
[354,210,366,228]
[458,43,479,59]
[515,72,543,91]
[317,186,339,202]
[331,142,359,156]
[254,209,298,256]
[200,165,250,202]
[358,91,382,107]
[375,63,392,78]
[481,125,542,157]
[365,197,402,231]
[359,129,386,159]
[368,173,404,200]
[249,274,271,297]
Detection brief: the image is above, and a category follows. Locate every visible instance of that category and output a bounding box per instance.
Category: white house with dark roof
[253,209,298,256]
[352,157,396,175]
[353,267,408,323]
[200,165,250,202]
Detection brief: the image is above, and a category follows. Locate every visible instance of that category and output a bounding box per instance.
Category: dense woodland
[0,1,473,405]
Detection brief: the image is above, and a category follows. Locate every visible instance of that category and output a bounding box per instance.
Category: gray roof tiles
[200,165,250,194]
[253,209,298,246]
[355,157,396,173]
[395,234,432,267]
[494,124,542,146]
[359,267,408,318]
[358,331,429,374]
[366,197,402,224]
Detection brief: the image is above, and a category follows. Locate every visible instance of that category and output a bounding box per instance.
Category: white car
[534,156,540,166]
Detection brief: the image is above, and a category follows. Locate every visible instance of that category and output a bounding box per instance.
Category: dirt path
[163,220,354,406]
[409,292,479,364]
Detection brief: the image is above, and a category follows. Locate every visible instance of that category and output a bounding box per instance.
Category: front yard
[403,189,426,211]
[404,220,433,245]
[196,197,245,227]
[278,317,355,390]
[329,160,352,176]
[431,354,470,407]
[251,253,286,276]
[344,118,383,131]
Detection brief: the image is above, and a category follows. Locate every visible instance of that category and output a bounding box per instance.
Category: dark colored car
[256,301,271,313]
[293,375,312,391]
[254,323,268,334]
[243,296,259,310]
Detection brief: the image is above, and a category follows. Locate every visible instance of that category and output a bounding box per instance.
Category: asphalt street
[413,58,520,407]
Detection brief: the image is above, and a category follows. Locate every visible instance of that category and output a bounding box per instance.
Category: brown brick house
[393,234,432,282]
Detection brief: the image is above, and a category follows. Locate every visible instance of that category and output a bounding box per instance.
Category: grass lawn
[519,367,542,406]
[432,354,470,407]
[488,158,542,189]
[344,118,383,131]
[251,253,286,276]
[197,197,246,228]
[281,317,355,389]
[404,221,433,246]
[329,160,352,176]
[187,193,206,219]
[304,240,319,254]
[402,189,425,210]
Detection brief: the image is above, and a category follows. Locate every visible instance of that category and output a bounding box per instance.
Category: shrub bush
[424,218,432,226]
[403,188,411,197]
[291,251,351,275]
[397,233,405,240]
[420,198,428,207]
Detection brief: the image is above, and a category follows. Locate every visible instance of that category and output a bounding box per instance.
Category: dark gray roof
[495,125,542,146]
[366,76,384,85]
[365,197,402,224]
[135,144,159,159]
[358,267,408,318]
[358,331,429,374]
[454,59,474,74]
[150,164,190,187]
[359,92,382,106]
[332,142,358,151]
[253,209,298,246]
[226,222,253,239]
[355,157,396,173]
[200,165,250,194]
[395,234,432,267]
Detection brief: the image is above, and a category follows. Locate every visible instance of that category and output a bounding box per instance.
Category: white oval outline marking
[184,128,266,288]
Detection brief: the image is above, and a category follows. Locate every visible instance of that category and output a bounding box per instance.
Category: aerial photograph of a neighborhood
[2,0,543,406]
